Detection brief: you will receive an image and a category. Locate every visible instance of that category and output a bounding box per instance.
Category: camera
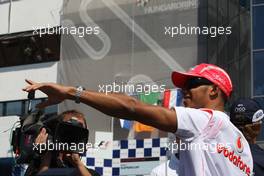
[54,119,89,153]
[11,92,89,164]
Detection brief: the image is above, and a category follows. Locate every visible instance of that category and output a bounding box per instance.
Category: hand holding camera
[35,128,48,146]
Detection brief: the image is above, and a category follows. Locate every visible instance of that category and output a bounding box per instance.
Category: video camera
[11,92,89,164]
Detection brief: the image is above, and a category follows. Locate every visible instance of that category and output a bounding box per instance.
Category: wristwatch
[75,86,85,104]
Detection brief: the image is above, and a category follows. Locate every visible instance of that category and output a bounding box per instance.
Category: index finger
[25,79,37,85]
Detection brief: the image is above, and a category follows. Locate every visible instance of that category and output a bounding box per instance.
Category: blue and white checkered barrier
[82,138,169,176]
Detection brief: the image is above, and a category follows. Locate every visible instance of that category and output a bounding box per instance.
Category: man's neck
[204,102,225,112]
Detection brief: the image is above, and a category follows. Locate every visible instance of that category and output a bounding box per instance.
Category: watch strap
[75,86,85,104]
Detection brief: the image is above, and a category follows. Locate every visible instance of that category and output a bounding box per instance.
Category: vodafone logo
[199,65,232,85]
[217,144,251,175]
[236,136,244,153]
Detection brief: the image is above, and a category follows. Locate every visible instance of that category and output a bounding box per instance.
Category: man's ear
[209,85,219,99]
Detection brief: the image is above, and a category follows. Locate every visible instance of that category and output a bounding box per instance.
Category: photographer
[230,98,264,176]
[25,110,100,176]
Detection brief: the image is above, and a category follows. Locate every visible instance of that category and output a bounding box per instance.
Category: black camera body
[54,119,89,152]
[11,93,89,164]
[11,110,50,164]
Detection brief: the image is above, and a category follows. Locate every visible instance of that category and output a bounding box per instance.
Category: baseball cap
[230,98,264,125]
[171,63,233,97]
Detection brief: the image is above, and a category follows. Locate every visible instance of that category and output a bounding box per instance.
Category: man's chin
[183,101,197,108]
[183,101,191,108]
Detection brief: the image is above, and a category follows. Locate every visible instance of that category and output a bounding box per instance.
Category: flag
[120,119,133,130]
[134,92,160,132]
[119,92,138,130]
[163,89,183,109]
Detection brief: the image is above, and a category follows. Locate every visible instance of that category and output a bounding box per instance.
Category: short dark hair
[58,110,87,128]
[220,90,228,104]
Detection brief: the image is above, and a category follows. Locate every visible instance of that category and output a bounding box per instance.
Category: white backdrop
[0,116,20,158]
[0,62,58,101]
[0,0,62,35]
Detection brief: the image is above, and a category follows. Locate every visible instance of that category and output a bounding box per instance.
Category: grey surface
[59,0,203,142]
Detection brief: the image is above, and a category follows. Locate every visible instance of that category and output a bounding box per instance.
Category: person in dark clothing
[25,110,100,176]
[250,143,264,175]
[230,98,264,176]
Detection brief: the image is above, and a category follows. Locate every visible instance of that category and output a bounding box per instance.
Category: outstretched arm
[23,80,177,132]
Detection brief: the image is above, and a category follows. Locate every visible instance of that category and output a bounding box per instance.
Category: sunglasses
[184,77,213,90]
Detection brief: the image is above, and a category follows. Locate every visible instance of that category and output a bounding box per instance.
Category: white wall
[0,2,9,34]
[0,115,20,158]
[0,0,63,35]
[0,62,58,101]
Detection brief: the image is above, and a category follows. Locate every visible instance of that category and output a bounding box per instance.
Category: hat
[230,98,264,125]
[171,63,233,97]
